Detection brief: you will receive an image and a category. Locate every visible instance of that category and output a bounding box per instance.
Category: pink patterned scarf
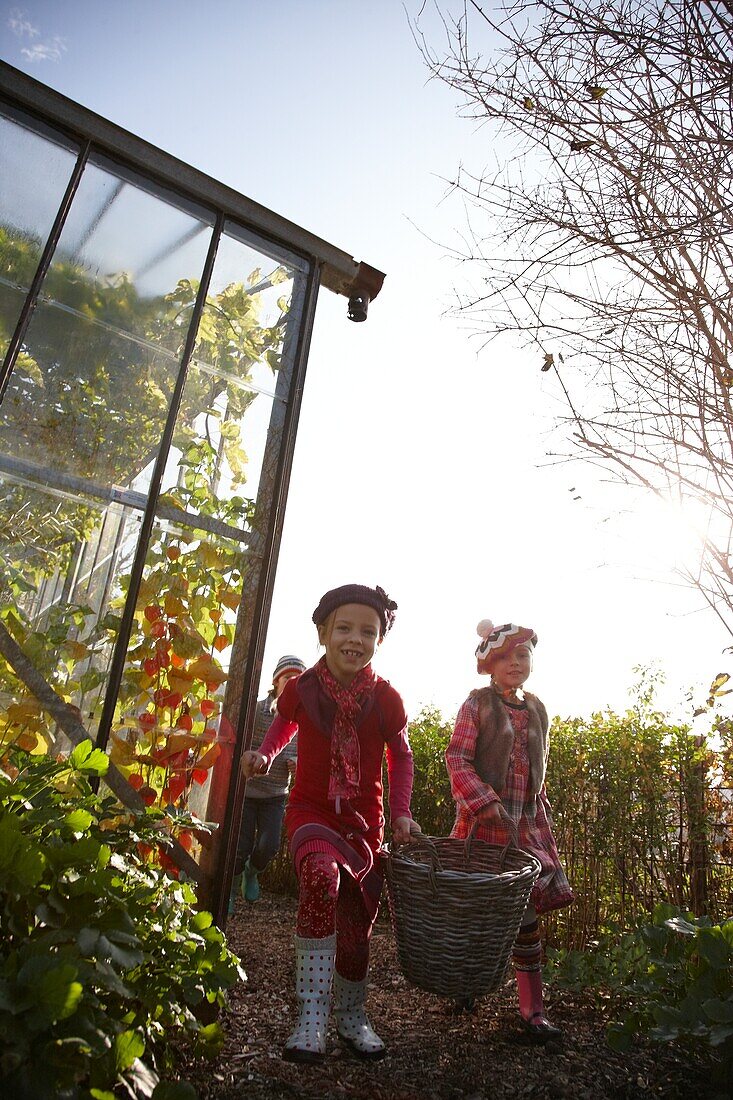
[314,656,377,809]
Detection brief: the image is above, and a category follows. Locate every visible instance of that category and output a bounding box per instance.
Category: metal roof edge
[0,61,385,307]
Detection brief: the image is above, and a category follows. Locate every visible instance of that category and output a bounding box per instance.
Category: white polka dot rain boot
[332,971,386,1060]
[282,935,336,1064]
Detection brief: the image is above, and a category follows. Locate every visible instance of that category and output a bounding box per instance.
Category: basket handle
[467,807,519,870]
[398,831,444,874]
[386,832,446,895]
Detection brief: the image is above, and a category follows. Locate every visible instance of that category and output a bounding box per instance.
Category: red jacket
[259,667,414,856]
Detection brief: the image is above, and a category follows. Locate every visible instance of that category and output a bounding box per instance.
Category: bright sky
[2,0,729,724]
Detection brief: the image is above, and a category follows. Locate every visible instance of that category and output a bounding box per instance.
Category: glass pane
[0,282,28,363]
[1,153,217,508]
[0,479,141,756]
[193,222,308,398]
[45,157,214,354]
[103,232,311,850]
[164,223,310,534]
[0,301,181,487]
[0,107,78,358]
[107,515,248,865]
[162,361,277,534]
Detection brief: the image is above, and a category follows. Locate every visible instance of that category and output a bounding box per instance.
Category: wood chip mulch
[178,892,726,1100]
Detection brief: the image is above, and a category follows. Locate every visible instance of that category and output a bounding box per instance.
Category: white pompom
[476,619,494,640]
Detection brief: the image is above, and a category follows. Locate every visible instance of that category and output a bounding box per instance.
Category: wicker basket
[381,826,541,999]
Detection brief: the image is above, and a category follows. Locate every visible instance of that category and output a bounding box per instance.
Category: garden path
[180,892,720,1100]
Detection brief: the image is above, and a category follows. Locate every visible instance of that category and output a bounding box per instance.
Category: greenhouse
[0,60,384,924]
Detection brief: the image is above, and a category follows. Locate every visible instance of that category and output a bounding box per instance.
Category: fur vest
[473,687,549,797]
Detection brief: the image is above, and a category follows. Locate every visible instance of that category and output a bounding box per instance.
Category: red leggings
[296,853,374,981]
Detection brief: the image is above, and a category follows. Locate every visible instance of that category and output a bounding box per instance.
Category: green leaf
[63,835,106,871]
[0,814,22,867]
[80,667,106,693]
[114,1028,145,1071]
[101,935,144,970]
[70,740,109,775]
[93,958,135,999]
[78,927,101,955]
[696,928,732,969]
[607,1023,633,1051]
[0,671,243,1096]
[0,822,45,887]
[65,808,94,832]
[39,965,83,1022]
[721,921,733,948]
[664,915,699,936]
[219,420,241,441]
[709,1024,733,1046]
[125,1055,159,1095]
[195,1019,225,1056]
[703,998,733,1024]
[649,1022,681,1041]
[191,910,213,931]
[654,901,689,925]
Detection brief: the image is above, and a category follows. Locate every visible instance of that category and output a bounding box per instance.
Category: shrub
[547,903,733,1085]
[544,672,733,948]
[404,705,455,838]
[0,741,245,1099]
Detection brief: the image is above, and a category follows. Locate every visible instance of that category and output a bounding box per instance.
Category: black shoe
[521,1012,562,1044]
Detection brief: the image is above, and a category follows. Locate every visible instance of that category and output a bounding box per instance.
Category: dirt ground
[179,892,727,1100]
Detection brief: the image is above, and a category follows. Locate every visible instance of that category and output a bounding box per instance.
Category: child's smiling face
[491,643,533,693]
[319,603,381,685]
[273,669,300,698]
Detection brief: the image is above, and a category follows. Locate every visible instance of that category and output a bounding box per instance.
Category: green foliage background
[548,903,733,1086]
[0,741,244,1100]
[265,683,733,952]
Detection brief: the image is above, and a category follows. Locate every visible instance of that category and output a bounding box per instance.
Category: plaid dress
[446,694,573,915]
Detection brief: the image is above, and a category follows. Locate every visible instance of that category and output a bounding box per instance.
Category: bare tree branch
[417,0,733,636]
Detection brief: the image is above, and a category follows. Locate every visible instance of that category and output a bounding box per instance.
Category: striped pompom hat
[475,620,538,675]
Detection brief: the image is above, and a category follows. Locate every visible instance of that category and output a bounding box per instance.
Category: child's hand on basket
[476,801,503,824]
[392,816,422,845]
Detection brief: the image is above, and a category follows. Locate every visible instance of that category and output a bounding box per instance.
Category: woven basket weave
[382,827,541,999]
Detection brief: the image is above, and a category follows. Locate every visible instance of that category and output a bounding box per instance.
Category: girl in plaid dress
[445,620,573,1042]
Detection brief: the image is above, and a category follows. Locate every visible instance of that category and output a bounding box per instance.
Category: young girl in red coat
[241,583,421,1063]
[445,620,573,1042]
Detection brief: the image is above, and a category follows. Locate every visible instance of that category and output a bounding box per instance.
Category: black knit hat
[312,584,398,637]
